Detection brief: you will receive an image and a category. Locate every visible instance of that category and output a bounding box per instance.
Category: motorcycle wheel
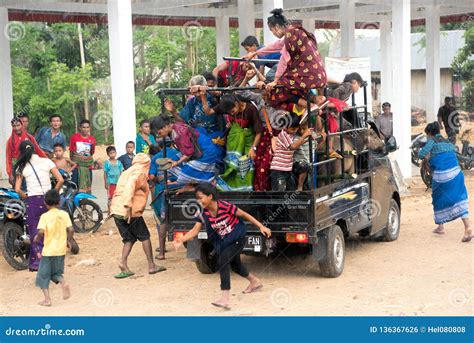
[0,222,29,270]
[420,165,432,189]
[72,199,103,233]
[68,236,80,254]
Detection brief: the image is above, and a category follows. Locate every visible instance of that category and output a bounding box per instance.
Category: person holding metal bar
[212,59,255,87]
[241,35,281,76]
[244,9,327,114]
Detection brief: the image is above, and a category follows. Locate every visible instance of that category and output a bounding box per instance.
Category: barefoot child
[173,183,271,310]
[104,146,124,213]
[52,143,77,174]
[34,189,73,306]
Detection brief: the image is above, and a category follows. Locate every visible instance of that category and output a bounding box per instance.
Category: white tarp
[325,57,372,115]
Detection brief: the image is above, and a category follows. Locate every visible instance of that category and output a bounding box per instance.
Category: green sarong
[219,122,255,191]
[71,152,94,192]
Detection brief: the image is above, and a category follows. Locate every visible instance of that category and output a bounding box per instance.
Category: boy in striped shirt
[270,113,313,191]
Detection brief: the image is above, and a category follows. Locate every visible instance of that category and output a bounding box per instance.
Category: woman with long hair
[418,122,471,242]
[245,8,327,112]
[14,140,64,271]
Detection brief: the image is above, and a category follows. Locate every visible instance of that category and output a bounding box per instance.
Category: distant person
[6,117,46,187]
[118,141,135,171]
[52,143,77,174]
[437,96,459,144]
[202,71,217,88]
[18,113,30,132]
[110,153,166,278]
[104,146,124,213]
[35,115,67,158]
[34,189,73,306]
[136,119,157,154]
[375,102,393,139]
[418,122,471,242]
[69,119,96,193]
[173,183,271,310]
[14,140,64,271]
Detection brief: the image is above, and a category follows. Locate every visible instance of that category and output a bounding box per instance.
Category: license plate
[245,235,262,252]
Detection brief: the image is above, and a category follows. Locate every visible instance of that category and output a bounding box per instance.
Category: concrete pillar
[0,8,14,179]
[262,0,283,45]
[392,0,412,178]
[215,15,230,65]
[302,18,314,33]
[238,0,255,56]
[379,20,393,105]
[107,0,136,156]
[340,0,355,57]
[425,4,440,122]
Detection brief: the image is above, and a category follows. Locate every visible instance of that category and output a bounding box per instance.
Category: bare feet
[39,300,51,307]
[432,227,445,235]
[62,283,71,300]
[243,281,263,294]
[155,255,165,260]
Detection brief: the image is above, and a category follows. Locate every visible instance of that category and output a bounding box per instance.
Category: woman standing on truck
[173,183,272,310]
[418,122,471,242]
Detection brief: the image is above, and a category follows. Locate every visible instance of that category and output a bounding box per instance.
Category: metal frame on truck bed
[156,70,401,278]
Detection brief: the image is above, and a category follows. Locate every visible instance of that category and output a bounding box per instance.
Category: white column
[262,0,283,45]
[107,0,136,156]
[379,20,393,104]
[238,0,255,55]
[392,0,412,178]
[425,5,440,122]
[215,15,230,65]
[302,18,314,33]
[0,8,14,179]
[340,0,355,57]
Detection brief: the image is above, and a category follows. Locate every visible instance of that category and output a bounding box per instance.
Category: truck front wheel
[318,225,345,278]
[195,240,218,274]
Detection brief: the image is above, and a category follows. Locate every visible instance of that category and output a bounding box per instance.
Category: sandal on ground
[114,271,135,279]
[243,283,263,294]
[149,266,166,274]
[211,302,231,310]
[432,227,445,235]
[155,255,165,260]
[461,230,473,242]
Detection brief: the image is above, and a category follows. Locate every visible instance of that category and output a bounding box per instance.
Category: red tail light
[173,231,186,241]
[286,233,309,243]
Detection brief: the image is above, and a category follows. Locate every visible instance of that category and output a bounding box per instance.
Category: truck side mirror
[384,136,398,153]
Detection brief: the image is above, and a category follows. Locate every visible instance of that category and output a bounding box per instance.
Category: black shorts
[293,160,311,175]
[114,216,150,243]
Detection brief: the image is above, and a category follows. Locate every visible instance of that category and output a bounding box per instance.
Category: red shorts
[108,184,117,200]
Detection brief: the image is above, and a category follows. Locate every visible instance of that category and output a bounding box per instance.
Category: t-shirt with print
[270,130,295,172]
[194,201,246,252]
[22,154,56,196]
[38,208,72,256]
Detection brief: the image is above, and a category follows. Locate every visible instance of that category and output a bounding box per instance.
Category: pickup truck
[160,85,401,278]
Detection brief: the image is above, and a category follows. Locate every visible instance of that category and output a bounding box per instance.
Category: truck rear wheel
[195,240,217,274]
[319,225,345,278]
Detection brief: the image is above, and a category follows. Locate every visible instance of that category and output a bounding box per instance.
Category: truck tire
[377,198,401,242]
[195,241,217,274]
[319,225,345,278]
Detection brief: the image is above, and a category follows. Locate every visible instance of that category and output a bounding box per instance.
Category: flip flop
[211,302,231,310]
[149,266,166,274]
[243,284,263,294]
[114,271,135,279]
[432,228,445,235]
[461,235,472,243]
[155,255,165,260]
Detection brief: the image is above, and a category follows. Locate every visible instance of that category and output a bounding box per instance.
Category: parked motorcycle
[54,171,103,233]
[0,186,80,270]
[410,130,473,188]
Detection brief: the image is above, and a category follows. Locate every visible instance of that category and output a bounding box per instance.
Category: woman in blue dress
[418,122,471,242]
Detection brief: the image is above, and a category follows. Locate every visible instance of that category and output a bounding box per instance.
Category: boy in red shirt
[69,119,96,193]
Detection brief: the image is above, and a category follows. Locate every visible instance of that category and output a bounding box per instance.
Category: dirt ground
[0,174,472,316]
